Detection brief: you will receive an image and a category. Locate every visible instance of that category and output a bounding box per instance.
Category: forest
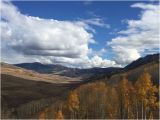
[37,69,159,119]
[1,0,159,119]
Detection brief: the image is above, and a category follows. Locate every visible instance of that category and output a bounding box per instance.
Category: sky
[1,0,159,68]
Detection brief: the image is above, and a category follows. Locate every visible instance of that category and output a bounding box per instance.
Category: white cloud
[87,55,121,68]
[89,48,107,57]
[80,18,110,29]
[131,3,158,10]
[1,1,119,68]
[1,1,93,58]
[49,55,121,68]
[107,3,159,65]
[111,46,140,64]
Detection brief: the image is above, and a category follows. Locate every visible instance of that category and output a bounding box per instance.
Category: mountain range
[1,53,159,119]
[15,53,159,80]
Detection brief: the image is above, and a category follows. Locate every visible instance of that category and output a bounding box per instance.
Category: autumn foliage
[50,69,159,119]
[55,110,64,119]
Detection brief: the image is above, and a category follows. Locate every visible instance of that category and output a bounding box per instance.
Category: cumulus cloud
[107,3,159,65]
[1,1,119,68]
[1,1,94,58]
[49,55,121,68]
[86,55,121,68]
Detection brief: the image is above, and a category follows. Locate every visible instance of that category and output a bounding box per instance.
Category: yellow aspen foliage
[55,110,64,119]
[135,69,158,108]
[38,108,48,119]
[118,74,130,109]
[135,69,152,99]
[106,87,119,118]
[135,69,158,119]
[67,91,79,112]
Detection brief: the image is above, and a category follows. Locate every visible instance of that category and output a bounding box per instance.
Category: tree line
[50,69,159,119]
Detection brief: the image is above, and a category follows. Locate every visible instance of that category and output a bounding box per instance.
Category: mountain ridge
[14,62,122,79]
[14,53,159,78]
[1,53,159,119]
[124,53,159,70]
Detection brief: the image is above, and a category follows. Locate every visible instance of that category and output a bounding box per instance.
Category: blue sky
[12,1,141,59]
[1,1,159,68]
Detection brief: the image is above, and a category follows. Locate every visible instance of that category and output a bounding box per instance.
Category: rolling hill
[1,63,81,84]
[15,53,159,82]
[107,53,159,85]
[1,53,159,118]
[108,60,159,85]
[1,63,82,118]
[15,62,122,78]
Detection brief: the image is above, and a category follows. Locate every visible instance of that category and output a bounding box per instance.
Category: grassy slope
[2,61,159,108]
[108,61,159,85]
[1,59,159,118]
[1,63,81,84]
[1,74,79,108]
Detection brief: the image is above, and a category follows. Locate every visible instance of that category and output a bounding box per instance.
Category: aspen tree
[67,91,79,119]
[118,74,130,119]
[135,69,158,119]
[55,110,64,120]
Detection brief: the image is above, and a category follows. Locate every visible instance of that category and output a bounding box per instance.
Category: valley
[1,53,159,119]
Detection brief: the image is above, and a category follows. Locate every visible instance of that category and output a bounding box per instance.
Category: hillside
[1,63,81,84]
[1,53,159,119]
[14,53,159,83]
[107,53,159,85]
[1,63,82,118]
[15,63,122,78]
[124,53,159,70]
[108,60,159,85]
[15,62,70,74]
[33,53,159,119]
